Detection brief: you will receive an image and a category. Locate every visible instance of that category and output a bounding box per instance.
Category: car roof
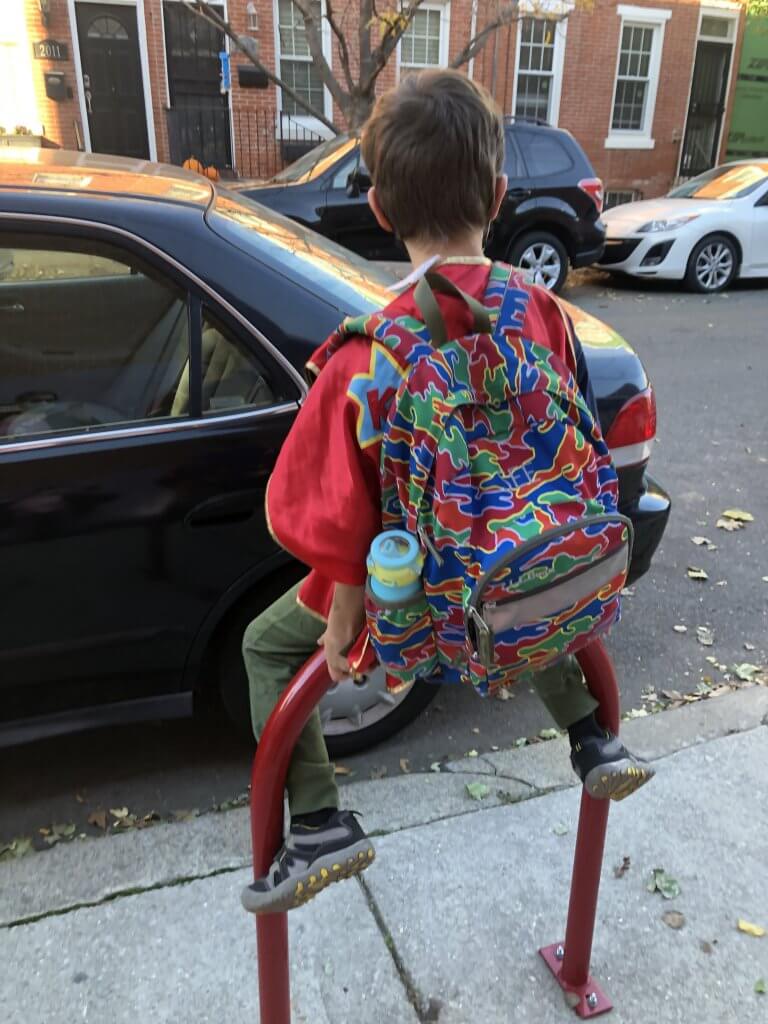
[0,148,214,207]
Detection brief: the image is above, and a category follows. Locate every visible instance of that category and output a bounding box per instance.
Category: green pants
[243,582,598,816]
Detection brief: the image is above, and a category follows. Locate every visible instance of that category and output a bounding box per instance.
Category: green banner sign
[726,16,768,159]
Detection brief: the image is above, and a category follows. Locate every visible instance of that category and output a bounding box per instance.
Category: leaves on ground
[721,508,754,523]
[109,807,129,820]
[538,728,561,740]
[733,664,761,682]
[87,810,108,831]
[623,707,648,720]
[171,809,199,822]
[696,626,714,647]
[621,586,635,597]
[399,758,411,774]
[687,567,709,581]
[662,910,686,930]
[700,940,715,955]
[513,737,528,748]
[691,536,717,550]
[673,624,688,633]
[465,782,490,801]
[755,979,766,995]
[0,836,33,861]
[613,856,631,878]
[745,642,756,651]
[551,822,569,836]
[647,868,681,900]
[494,687,514,701]
[466,749,479,758]
[737,918,766,938]
[428,762,441,773]
[333,764,352,776]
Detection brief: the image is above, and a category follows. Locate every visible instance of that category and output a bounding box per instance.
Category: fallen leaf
[696,626,714,647]
[715,580,728,587]
[613,856,631,879]
[762,576,768,583]
[109,807,129,820]
[721,508,754,523]
[75,791,86,804]
[552,823,569,836]
[744,643,756,651]
[716,517,742,532]
[733,664,761,682]
[494,687,514,701]
[756,979,766,995]
[399,758,411,774]
[621,586,635,597]
[662,910,686,930]
[625,707,649,719]
[0,836,33,861]
[465,782,490,801]
[471,727,480,734]
[700,940,714,955]
[466,749,479,758]
[429,762,441,773]
[705,655,718,664]
[513,737,528,748]
[87,810,108,831]
[691,536,716,550]
[538,728,560,740]
[687,567,709,581]
[737,918,766,938]
[171,809,199,822]
[334,764,352,776]
[673,624,688,633]
[662,689,683,701]
[647,868,681,900]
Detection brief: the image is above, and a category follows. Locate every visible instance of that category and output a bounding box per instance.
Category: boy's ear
[491,175,508,221]
[368,187,394,234]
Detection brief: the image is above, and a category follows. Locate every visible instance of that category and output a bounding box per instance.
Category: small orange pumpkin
[182,157,204,174]
[203,165,220,181]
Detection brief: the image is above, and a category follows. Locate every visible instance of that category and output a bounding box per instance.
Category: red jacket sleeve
[525,285,579,379]
[266,341,382,586]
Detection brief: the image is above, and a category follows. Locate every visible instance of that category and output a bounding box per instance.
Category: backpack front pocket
[364,584,439,687]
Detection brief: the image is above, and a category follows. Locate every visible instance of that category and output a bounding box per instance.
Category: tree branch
[291,0,350,110]
[184,2,338,131]
[451,6,566,71]
[324,0,355,94]
[360,0,427,94]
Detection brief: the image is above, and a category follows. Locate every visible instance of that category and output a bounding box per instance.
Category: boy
[241,71,652,916]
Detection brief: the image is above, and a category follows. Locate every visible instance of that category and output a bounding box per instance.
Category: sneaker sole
[241,839,375,915]
[584,759,655,801]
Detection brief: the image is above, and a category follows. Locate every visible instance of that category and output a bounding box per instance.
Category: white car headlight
[637,214,700,233]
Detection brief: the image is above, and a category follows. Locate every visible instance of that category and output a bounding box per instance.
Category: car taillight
[606,387,656,468]
[578,177,604,214]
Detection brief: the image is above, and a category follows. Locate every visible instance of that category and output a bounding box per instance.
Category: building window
[604,188,641,209]
[276,0,325,118]
[514,16,566,125]
[606,5,671,149]
[400,4,449,71]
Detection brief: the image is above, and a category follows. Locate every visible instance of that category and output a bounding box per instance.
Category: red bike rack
[248,638,621,1022]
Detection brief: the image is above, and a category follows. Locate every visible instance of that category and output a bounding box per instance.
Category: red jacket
[266,260,578,620]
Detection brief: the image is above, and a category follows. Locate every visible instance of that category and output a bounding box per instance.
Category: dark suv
[237,120,605,293]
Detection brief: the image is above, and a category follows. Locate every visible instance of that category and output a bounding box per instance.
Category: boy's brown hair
[361,69,504,244]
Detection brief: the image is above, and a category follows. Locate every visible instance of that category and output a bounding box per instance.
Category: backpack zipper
[418,526,444,566]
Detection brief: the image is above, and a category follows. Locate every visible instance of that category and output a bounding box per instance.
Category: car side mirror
[346,169,371,199]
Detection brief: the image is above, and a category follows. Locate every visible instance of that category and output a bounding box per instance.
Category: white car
[598,161,768,293]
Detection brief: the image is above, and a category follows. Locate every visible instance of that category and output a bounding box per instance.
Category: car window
[515,130,574,177]
[0,236,189,442]
[331,154,369,190]
[503,135,526,179]
[668,162,768,200]
[170,308,280,417]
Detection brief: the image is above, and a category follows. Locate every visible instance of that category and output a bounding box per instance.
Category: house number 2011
[33,40,69,61]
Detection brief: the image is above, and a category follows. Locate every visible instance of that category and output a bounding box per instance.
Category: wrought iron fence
[166,105,325,181]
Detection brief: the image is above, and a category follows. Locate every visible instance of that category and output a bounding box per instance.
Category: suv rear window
[516,130,574,177]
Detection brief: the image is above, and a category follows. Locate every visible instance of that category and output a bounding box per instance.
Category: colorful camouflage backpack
[334,263,632,696]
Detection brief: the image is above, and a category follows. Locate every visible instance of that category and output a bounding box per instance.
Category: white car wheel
[685,234,738,293]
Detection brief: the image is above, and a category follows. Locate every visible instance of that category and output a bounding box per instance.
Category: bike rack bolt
[555,945,565,960]
[586,993,598,1010]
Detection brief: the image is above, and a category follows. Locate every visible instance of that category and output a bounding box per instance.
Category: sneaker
[241,809,375,914]
[571,732,655,801]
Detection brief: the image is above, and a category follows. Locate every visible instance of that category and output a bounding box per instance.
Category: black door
[76,2,150,159]
[163,1,232,171]
[681,41,732,177]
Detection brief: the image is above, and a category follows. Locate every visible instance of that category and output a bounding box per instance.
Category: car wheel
[508,232,569,293]
[215,580,438,756]
[685,234,738,293]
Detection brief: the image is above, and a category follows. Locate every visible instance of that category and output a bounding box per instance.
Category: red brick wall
[22,0,82,150]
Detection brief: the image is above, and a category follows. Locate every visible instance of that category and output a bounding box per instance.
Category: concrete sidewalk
[2,688,767,1023]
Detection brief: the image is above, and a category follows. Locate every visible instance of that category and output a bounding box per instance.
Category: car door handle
[0,303,24,313]
[508,188,532,200]
[185,493,259,528]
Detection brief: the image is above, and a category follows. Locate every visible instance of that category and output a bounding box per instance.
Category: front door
[75,2,150,159]
[680,41,732,178]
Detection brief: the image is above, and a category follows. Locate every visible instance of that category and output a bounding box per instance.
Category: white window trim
[604,6,672,151]
[273,0,334,139]
[511,15,568,127]
[396,2,451,79]
[66,0,157,162]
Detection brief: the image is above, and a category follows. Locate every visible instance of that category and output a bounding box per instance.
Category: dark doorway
[680,41,732,178]
[163,2,232,172]
[75,2,150,159]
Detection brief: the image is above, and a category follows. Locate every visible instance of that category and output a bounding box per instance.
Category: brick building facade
[1,0,749,201]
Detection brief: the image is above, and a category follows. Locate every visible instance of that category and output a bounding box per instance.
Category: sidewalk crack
[357,875,440,1023]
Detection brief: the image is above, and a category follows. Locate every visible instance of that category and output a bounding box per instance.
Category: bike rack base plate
[539,943,613,1018]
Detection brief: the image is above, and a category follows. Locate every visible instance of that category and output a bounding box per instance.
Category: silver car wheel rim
[518,243,562,289]
[695,242,733,291]
[320,665,413,735]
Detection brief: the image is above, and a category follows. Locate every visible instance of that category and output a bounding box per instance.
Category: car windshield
[208,187,396,314]
[270,134,358,184]
[668,162,768,201]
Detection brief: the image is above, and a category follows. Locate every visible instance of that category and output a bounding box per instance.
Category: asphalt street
[2,269,766,849]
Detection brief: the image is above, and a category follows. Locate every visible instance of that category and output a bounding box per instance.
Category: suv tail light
[578,177,604,214]
[606,387,656,468]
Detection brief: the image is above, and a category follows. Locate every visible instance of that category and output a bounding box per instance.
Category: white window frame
[273,0,333,138]
[511,15,568,126]
[397,2,451,78]
[605,4,672,151]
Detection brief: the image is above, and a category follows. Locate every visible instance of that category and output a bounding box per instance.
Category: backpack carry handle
[413,270,493,347]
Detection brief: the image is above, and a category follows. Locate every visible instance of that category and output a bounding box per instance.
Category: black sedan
[0,150,669,754]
